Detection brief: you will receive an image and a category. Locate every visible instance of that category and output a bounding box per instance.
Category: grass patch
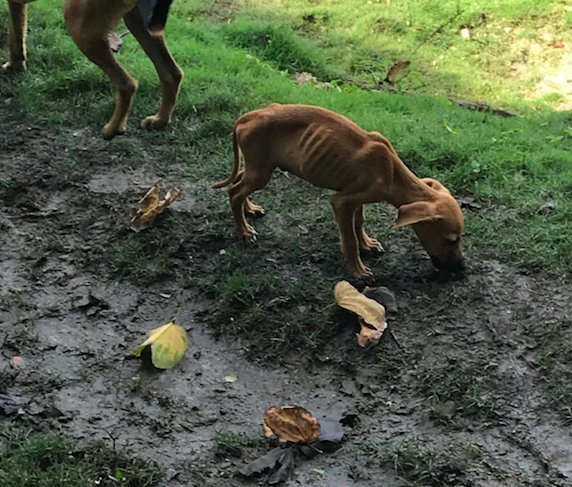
[0,428,160,487]
[418,355,500,422]
[2,0,570,275]
[211,430,264,459]
[532,319,572,424]
[388,437,482,486]
[358,435,484,486]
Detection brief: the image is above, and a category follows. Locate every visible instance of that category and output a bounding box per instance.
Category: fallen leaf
[356,320,386,347]
[130,180,181,232]
[0,393,27,416]
[384,60,411,84]
[9,356,24,369]
[537,200,556,215]
[456,194,482,211]
[268,448,295,484]
[264,406,320,443]
[335,281,388,347]
[303,416,344,455]
[334,281,386,330]
[292,72,318,85]
[133,322,188,369]
[239,447,284,478]
[363,286,398,313]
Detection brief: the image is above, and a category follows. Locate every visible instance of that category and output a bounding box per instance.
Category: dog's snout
[431,255,465,271]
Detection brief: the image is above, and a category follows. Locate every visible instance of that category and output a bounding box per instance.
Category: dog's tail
[212,127,241,189]
[147,0,175,34]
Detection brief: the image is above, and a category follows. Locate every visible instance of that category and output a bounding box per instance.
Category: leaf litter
[241,405,344,484]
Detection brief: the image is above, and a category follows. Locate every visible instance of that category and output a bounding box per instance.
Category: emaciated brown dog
[213,104,465,278]
[2,0,182,139]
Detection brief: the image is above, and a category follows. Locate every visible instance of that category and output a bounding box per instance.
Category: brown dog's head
[395,178,465,270]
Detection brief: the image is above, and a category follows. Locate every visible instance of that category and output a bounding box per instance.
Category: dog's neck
[383,154,436,208]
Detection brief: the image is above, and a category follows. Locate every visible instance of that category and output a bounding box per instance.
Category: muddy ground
[0,103,571,487]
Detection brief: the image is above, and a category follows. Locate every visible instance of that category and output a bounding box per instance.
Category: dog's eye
[446,236,460,245]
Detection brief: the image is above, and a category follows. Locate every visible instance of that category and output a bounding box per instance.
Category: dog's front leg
[331,194,372,278]
[2,1,27,72]
[354,205,384,253]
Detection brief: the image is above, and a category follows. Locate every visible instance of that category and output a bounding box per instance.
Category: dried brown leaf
[384,60,411,84]
[130,180,181,231]
[264,405,320,443]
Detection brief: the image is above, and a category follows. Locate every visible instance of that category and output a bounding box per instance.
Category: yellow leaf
[334,281,386,328]
[133,322,188,369]
[356,319,387,347]
[334,281,388,347]
[130,180,181,232]
[263,406,320,443]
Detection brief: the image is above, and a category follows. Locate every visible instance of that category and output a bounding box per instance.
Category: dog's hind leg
[244,198,265,217]
[124,7,183,130]
[228,161,273,241]
[331,194,371,278]
[231,169,266,217]
[354,205,383,252]
[2,1,27,72]
[64,0,137,139]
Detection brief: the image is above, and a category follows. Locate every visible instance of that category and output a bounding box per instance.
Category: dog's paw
[141,114,169,130]
[102,123,126,140]
[350,266,374,279]
[244,201,265,217]
[361,238,384,253]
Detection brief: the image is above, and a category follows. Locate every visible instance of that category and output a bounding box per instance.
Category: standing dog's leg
[64,0,137,139]
[354,205,383,252]
[331,194,371,278]
[229,167,266,218]
[123,7,183,131]
[228,153,273,240]
[2,1,27,72]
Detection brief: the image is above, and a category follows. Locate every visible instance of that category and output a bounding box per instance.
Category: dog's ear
[421,178,450,194]
[394,201,441,228]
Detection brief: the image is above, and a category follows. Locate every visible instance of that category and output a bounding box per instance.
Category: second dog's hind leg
[231,169,266,218]
[228,162,272,241]
[2,1,27,72]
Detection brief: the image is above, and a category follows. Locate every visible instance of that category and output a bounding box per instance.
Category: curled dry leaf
[9,356,24,369]
[356,319,387,347]
[264,406,320,444]
[384,60,411,84]
[133,322,188,369]
[334,281,388,347]
[130,180,181,232]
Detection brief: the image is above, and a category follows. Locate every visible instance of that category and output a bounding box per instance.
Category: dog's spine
[148,0,175,34]
[212,127,240,189]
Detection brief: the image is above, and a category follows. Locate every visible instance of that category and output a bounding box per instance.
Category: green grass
[1,0,570,276]
[530,318,572,424]
[211,430,265,459]
[357,435,484,486]
[0,428,160,487]
[189,0,571,112]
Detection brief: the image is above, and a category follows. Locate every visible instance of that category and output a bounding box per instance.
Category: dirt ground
[1,103,571,486]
